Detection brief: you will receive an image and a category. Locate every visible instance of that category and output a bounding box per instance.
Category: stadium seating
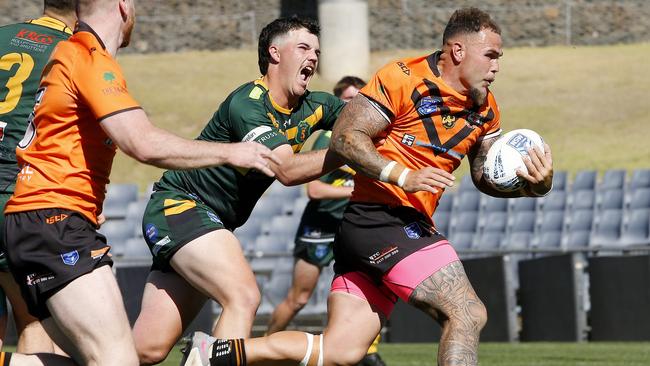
[552,171,569,191]
[103,183,139,219]
[509,196,537,213]
[619,208,650,247]
[568,189,595,211]
[482,194,508,212]
[629,169,650,190]
[432,211,451,236]
[599,169,626,191]
[454,191,481,212]
[595,189,624,211]
[627,188,650,210]
[572,170,597,191]
[589,209,623,249]
[539,190,566,212]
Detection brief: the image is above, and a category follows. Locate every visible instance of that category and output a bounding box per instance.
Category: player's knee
[225,286,261,313]
[321,335,367,366]
[288,291,310,311]
[136,341,170,365]
[449,298,488,334]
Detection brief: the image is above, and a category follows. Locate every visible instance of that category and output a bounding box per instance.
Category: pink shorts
[330,240,459,317]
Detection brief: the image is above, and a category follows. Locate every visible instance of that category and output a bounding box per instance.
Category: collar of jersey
[426,51,473,107]
[74,21,107,50]
[27,16,73,35]
[254,78,293,115]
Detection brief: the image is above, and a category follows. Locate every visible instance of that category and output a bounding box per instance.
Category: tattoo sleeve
[330,95,391,179]
[468,136,523,198]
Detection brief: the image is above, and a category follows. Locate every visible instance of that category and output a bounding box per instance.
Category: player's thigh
[170,229,258,302]
[290,259,321,297]
[133,270,207,356]
[323,291,384,364]
[0,271,38,329]
[46,265,135,361]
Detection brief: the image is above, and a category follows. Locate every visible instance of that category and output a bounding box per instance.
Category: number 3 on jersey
[0,52,35,114]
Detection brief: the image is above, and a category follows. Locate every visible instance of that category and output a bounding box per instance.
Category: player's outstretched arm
[306,179,353,200]
[331,95,455,193]
[100,108,281,176]
[268,144,342,186]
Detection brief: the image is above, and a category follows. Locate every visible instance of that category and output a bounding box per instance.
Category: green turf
[112,43,650,192]
[154,342,650,365]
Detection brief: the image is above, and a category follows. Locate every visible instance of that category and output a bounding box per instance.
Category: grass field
[113,43,650,191]
[152,342,650,366]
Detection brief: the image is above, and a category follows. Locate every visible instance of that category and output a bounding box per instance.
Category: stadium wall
[2,0,649,52]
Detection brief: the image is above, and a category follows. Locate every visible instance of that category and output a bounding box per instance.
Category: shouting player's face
[460,29,502,107]
[276,28,320,101]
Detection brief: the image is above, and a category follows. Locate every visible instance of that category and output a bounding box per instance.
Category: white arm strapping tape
[299,333,314,366]
[397,168,410,188]
[379,161,397,183]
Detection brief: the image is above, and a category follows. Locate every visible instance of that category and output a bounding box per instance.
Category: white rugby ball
[483,129,545,192]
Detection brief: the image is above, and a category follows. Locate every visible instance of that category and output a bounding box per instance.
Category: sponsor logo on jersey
[103,71,116,83]
[369,245,399,264]
[145,223,158,242]
[401,133,415,146]
[465,112,484,128]
[206,211,222,224]
[45,213,68,224]
[417,96,441,115]
[61,250,79,266]
[441,115,456,129]
[0,121,6,141]
[152,235,171,255]
[403,222,422,239]
[26,272,55,286]
[397,61,410,75]
[314,244,329,259]
[15,29,54,44]
[295,120,311,143]
[17,163,34,182]
[248,86,263,100]
[242,126,273,142]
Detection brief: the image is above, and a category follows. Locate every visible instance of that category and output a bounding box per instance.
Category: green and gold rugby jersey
[301,131,354,226]
[0,17,73,192]
[155,79,345,229]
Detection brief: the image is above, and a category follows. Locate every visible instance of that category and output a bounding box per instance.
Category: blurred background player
[1,0,278,364]
[266,76,386,366]
[131,16,346,365]
[0,0,75,354]
[183,7,553,366]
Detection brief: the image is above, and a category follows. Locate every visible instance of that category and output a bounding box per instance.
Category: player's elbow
[274,171,302,186]
[126,143,159,166]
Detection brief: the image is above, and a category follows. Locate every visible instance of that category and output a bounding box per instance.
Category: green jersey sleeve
[229,88,288,150]
[308,92,345,131]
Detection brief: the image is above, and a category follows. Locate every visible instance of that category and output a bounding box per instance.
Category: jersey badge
[417,96,441,116]
[401,133,415,146]
[314,244,329,259]
[441,115,456,129]
[61,250,79,266]
[295,120,311,143]
[249,86,263,100]
[403,222,422,239]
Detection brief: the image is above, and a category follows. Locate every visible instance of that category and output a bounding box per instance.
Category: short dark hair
[258,16,320,75]
[442,8,501,45]
[44,0,76,12]
[333,76,366,97]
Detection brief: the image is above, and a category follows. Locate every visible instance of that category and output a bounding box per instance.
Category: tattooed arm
[331,95,455,194]
[468,137,554,198]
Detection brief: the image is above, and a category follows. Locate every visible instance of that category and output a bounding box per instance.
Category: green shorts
[0,192,12,272]
[293,224,335,268]
[142,189,226,272]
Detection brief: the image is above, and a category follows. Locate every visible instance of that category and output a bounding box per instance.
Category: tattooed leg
[409,261,487,366]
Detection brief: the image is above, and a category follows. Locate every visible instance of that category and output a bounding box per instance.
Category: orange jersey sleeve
[354,52,501,221]
[5,28,140,224]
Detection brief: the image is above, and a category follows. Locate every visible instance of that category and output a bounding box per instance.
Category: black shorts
[3,208,113,319]
[293,224,335,267]
[333,202,445,282]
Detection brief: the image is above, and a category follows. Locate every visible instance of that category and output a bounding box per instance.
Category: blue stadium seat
[596,189,624,211]
[253,234,292,255]
[568,189,595,211]
[249,196,284,221]
[264,215,301,241]
[627,188,650,210]
[589,209,623,248]
[502,231,533,250]
[562,230,590,250]
[103,183,139,219]
[458,175,475,192]
[619,208,650,247]
[235,217,264,250]
[455,191,480,212]
[432,211,451,236]
[531,230,563,250]
[629,169,650,190]
[507,211,536,234]
[599,169,626,191]
[572,170,597,191]
[98,219,137,245]
[123,237,151,259]
[448,232,475,252]
[481,194,508,212]
[539,190,566,212]
[552,171,569,191]
[473,231,504,251]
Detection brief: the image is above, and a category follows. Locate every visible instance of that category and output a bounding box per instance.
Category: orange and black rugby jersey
[5,22,141,224]
[353,51,501,220]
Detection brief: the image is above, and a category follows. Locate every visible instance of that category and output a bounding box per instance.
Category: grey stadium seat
[479,211,508,234]
[436,193,454,212]
[531,230,563,250]
[596,189,624,211]
[458,175,475,192]
[98,219,136,245]
[564,209,594,233]
[537,210,565,233]
[599,169,626,191]
[507,211,536,234]
[562,230,591,250]
[627,188,650,210]
[103,183,139,219]
[123,237,151,259]
[572,170,597,191]
[589,209,623,248]
[473,231,504,251]
[266,180,303,200]
[482,194,508,212]
[455,191,480,212]
[263,215,301,240]
[568,189,595,211]
[252,235,292,255]
[539,190,566,212]
[448,232,475,251]
[552,171,569,191]
[629,169,650,190]
[619,208,650,247]
[449,211,479,236]
[509,196,538,213]
[432,211,451,236]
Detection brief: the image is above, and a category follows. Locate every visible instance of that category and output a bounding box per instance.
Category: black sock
[210,338,247,366]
